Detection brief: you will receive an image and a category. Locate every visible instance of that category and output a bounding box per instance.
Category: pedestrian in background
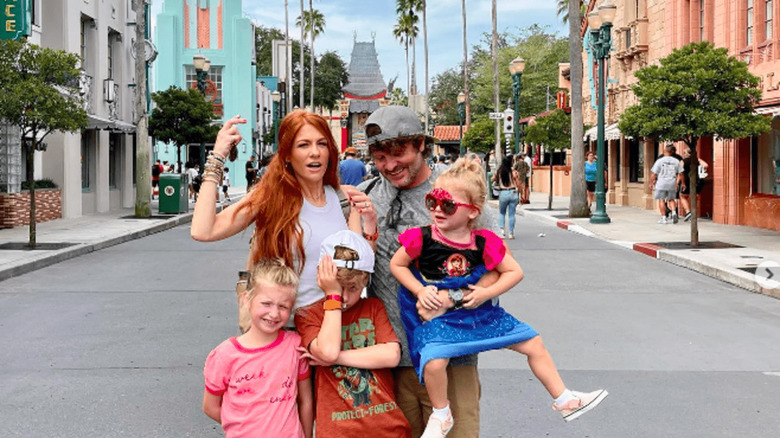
[202,258,314,438]
[191,111,376,333]
[151,159,162,199]
[245,155,257,190]
[522,152,533,204]
[295,230,412,437]
[650,144,685,224]
[338,147,367,185]
[358,106,486,438]
[187,163,199,202]
[514,153,530,204]
[679,148,709,222]
[221,167,231,204]
[492,155,521,239]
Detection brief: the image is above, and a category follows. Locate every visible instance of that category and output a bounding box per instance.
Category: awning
[583,123,626,141]
[754,105,780,117]
[87,115,136,133]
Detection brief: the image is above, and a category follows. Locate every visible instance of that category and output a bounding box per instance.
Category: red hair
[236,110,340,272]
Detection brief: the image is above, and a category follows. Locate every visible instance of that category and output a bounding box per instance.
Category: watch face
[450,289,464,301]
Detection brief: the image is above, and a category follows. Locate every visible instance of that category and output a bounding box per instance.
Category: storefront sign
[1,0,30,40]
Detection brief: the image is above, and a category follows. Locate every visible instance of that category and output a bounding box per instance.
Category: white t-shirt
[295,186,348,313]
[524,156,533,177]
[186,168,198,185]
[651,155,683,191]
[222,173,230,187]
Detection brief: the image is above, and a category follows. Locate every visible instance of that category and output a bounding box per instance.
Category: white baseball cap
[319,230,375,273]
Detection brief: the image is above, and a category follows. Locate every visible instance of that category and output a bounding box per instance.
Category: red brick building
[582,0,780,231]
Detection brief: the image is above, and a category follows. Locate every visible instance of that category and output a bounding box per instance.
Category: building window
[185,65,224,104]
[107,34,115,79]
[628,138,644,183]
[748,0,755,46]
[80,19,87,67]
[700,0,706,41]
[81,132,90,190]
[109,134,119,189]
[31,0,38,27]
[767,0,774,40]
[753,123,780,195]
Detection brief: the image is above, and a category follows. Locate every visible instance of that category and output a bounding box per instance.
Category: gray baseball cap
[365,106,437,144]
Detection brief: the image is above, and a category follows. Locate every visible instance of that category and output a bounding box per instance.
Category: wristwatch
[448,289,465,309]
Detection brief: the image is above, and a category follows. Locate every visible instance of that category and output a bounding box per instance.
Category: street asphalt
[1,207,779,437]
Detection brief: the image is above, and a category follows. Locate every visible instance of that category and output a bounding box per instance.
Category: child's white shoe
[421,411,453,438]
[552,389,608,422]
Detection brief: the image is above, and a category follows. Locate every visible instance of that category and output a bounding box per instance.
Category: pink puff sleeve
[475,229,506,270]
[398,227,424,260]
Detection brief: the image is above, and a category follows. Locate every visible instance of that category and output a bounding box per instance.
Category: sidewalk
[502,191,780,299]
[0,186,246,282]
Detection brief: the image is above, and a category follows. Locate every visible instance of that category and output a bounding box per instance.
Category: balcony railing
[79,71,93,114]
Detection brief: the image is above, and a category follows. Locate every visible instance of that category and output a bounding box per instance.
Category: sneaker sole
[563,390,608,422]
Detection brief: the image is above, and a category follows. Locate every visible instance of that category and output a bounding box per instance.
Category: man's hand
[417,285,442,310]
[462,284,490,309]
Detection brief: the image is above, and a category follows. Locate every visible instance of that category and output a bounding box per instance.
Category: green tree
[461,118,495,153]
[525,109,571,210]
[314,51,348,113]
[470,25,569,122]
[618,41,770,245]
[429,68,464,125]
[556,0,589,24]
[387,87,408,106]
[393,10,418,94]
[148,87,220,172]
[0,39,88,247]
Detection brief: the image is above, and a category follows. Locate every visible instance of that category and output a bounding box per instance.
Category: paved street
[1,212,779,437]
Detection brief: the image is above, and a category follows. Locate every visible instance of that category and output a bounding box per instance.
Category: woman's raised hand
[214,115,247,159]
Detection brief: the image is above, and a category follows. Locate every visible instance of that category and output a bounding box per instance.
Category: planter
[0,189,62,228]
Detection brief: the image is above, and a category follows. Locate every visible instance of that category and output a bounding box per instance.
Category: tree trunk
[491,0,501,162]
[25,142,36,247]
[549,162,554,210]
[411,33,417,95]
[688,139,700,246]
[309,0,314,111]
[461,0,471,127]
[423,2,429,134]
[568,0,589,217]
[134,0,151,218]
[299,0,305,109]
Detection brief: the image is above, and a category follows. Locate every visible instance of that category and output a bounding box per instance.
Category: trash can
[158,173,188,214]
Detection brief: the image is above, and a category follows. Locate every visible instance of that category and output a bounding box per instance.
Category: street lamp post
[430,111,437,137]
[193,54,211,176]
[509,57,525,155]
[457,92,466,157]
[588,2,616,225]
[271,91,281,152]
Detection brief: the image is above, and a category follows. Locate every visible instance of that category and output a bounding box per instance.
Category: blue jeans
[498,189,519,234]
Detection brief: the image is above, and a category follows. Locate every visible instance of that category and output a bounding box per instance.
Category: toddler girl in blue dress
[390,158,607,438]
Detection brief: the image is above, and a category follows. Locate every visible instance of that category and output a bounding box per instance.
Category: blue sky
[151,0,567,93]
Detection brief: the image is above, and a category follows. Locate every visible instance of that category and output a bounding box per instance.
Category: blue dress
[397,226,539,383]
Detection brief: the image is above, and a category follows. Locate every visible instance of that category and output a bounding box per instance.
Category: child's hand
[462,284,490,309]
[297,346,334,367]
[317,256,342,296]
[417,285,442,310]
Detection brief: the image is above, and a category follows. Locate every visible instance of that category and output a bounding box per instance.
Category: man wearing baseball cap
[339,146,367,186]
[357,105,481,437]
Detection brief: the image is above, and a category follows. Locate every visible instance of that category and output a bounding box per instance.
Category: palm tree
[557,0,589,24]
[393,13,417,96]
[563,0,589,217]
[299,0,304,108]
[297,5,324,110]
[396,0,421,95]
[491,0,500,161]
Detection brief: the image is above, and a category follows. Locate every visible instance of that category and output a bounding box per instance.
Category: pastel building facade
[582,0,780,231]
[154,0,257,178]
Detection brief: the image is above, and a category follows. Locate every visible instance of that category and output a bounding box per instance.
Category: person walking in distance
[492,155,521,239]
[390,158,608,436]
[338,147,367,186]
[245,155,257,190]
[650,144,685,224]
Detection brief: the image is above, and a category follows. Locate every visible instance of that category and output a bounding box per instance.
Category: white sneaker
[421,412,454,438]
[657,216,668,224]
[553,389,608,422]
[672,212,679,224]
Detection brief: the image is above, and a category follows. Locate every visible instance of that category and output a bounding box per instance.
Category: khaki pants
[394,365,481,438]
[236,271,251,334]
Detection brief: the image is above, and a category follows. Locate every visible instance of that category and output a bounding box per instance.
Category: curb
[0,212,194,283]
[519,207,779,300]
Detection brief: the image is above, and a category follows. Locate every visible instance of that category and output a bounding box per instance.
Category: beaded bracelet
[208,150,226,163]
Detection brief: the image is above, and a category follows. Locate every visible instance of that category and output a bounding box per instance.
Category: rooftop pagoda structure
[338,37,388,154]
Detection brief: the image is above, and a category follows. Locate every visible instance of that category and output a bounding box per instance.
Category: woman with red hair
[192,111,378,329]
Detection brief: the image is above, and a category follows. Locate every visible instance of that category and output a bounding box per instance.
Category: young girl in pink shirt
[203,259,314,438]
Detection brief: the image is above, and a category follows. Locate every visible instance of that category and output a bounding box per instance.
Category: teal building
[153,0,256,179]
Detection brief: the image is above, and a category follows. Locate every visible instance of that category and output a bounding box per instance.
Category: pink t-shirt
[204,331,310,438]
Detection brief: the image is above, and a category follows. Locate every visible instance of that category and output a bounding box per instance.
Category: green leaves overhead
[619,41,770,146]
[524,109,572,150]
[148,86,220,148]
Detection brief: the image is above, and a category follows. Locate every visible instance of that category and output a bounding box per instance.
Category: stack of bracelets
[203,151,226,186]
